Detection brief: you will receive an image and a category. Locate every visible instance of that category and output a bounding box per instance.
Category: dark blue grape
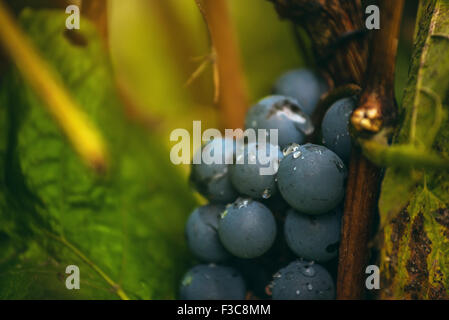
[271,260,335,300]
[277,144,346,215]
[218,198,277,258]
[179,264,246,300]
[273,68,328,116]
[185,204,231,262]
[284,208,341,262]
[321,97,356,163]
[190,138,238,203]
[230,142,283,199]
[245,95,314,148]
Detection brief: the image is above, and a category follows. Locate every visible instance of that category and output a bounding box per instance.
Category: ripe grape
[179,264,246,300]
[218,198,277,259]
[271,260,335,300]
[245,95,314,148]
[273,68,328,116]
[185,204,231,262]
[277,143,346,215]
[321,97,356,163]
[190,138,238,203]
[229,142,283,199]
[284,207,342,262]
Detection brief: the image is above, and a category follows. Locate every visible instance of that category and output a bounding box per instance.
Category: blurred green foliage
[108,0,303,133]
[0,9,196,299]
[0,0,304,299]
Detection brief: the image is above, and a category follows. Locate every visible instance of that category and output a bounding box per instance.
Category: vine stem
[46,232,130,300]
[198,0,249,130]
[269,0,368,85]
[337,0,405,299]
[0,0,108,172]
[82,0,108,45]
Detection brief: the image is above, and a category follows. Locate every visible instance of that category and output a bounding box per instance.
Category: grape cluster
[180,68,354,300]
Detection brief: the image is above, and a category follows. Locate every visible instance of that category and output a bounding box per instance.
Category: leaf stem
[46,232,130,300]
[420,87,443,145]
[409,2,441,145]
[361,140,449,170]
[0,0,108,172]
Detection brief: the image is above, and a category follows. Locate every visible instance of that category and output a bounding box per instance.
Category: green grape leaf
[379,0,449,299]
[0,9,196,299]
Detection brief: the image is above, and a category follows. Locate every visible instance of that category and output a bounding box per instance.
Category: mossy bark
[379,0,449,299]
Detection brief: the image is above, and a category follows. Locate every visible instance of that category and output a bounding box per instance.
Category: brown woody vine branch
[337,0,404,299]
[269,0,368,85]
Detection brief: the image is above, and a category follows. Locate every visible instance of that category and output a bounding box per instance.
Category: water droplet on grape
[306,283,313,291]
[301,266,316,277]
[262,189,272,199]
[235,198,250,209]
[334,160,345,173]
[282,143,300,156]
[271,99,314,135]
[296,289,301,295]
[182,274,193,286]
[293,150,302,159]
